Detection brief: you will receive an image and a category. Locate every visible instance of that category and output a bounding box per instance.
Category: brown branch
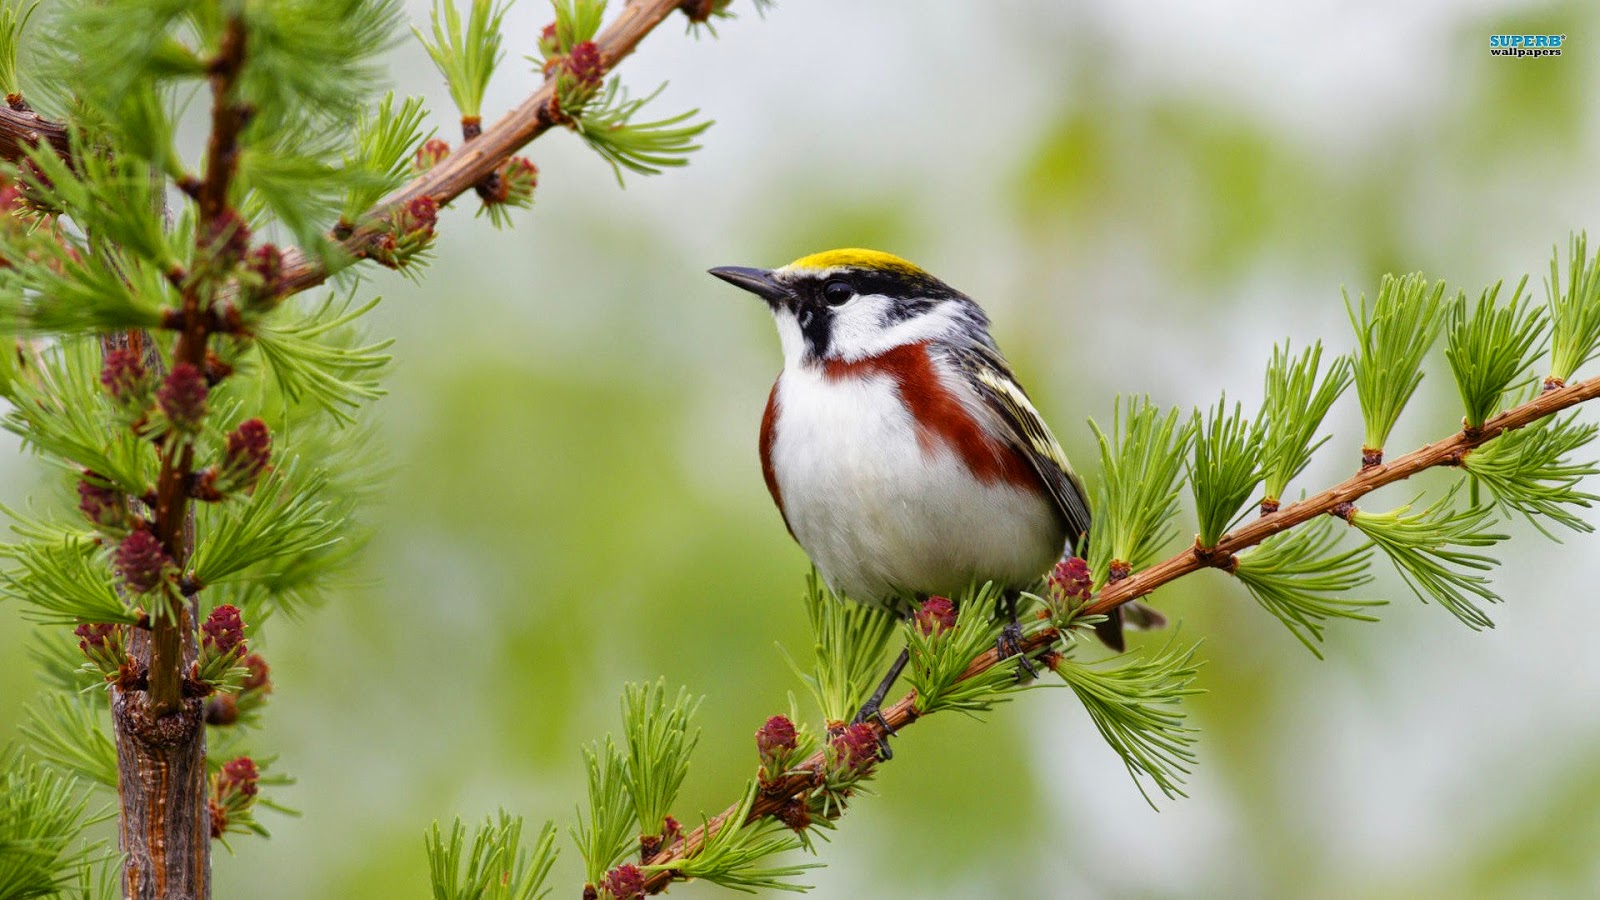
[273,0,687,298]
[637,372,1600,894]
[0,103,70,164]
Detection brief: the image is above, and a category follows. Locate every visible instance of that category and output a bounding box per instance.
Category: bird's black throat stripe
[797,302,831,359]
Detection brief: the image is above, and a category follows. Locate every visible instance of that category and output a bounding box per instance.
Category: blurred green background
[5,1,1600,897]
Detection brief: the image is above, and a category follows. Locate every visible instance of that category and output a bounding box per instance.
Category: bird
[710,249,1154,728]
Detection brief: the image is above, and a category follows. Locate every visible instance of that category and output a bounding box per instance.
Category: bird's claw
[997,621,1040,679]
[850,704,894,761]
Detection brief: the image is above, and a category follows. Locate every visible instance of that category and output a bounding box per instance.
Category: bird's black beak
[708,266,790,305]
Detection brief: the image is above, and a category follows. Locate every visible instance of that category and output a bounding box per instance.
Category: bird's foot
[996,620,1040,679]
[849,702,894,760]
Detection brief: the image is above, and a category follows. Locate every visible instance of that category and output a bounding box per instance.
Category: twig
[275,0,689,298]
[637,372,1600,893]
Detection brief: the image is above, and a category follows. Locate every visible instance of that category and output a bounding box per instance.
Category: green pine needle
[1259,340,1351,503]
[342,92,431,222]
[903,582,1025,717]
[780,571,896,726]
[1445,277,1548,430]
[250,293,393,426]
[0,340,158,495]
[0,2,35,96]
[650,780,816,894]
[189,465,343,587]
[570,737,634,886]
[571,80,712,186]
[1087,397,1193,586]
[1463,412,1599,537]
[1188,396,1264,547]
[1232,518,1384,658]
[1546,232,1600,382]
[1348,490,1508,630]
[1346,273,1450,453]
[0,534,137,627]
[0,754,105,900]
[425,812,558,900]
[415,0,509,120]
[19,693,118,790]
[1050,638,1204,808]
[552,0,608,51]
[619,679,702,839]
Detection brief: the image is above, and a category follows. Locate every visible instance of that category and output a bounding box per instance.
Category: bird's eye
[822,280,854,306]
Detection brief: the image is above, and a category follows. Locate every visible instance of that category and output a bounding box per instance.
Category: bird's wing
[946,345,1093,552]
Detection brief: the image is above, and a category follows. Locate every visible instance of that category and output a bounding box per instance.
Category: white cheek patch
[828,299,968,362]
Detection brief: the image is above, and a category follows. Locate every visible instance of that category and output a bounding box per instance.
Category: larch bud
[202,604,246,657]
[215,418,271,493]
[115,529,172,594]
[601,864,644,900]
[756,714,797,757]
[413,138,450,172]
[914,595,957,635]
[157,363,208,432]
[77,473,129,533]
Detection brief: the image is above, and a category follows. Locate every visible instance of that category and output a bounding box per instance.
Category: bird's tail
[1091,601,1167,653]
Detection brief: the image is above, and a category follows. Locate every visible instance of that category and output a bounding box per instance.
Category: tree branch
[0,103,70,163]
[275,0,689,298]
[637,372,1600,894]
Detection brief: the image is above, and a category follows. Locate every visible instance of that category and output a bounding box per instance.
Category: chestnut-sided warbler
[712,250,1154,726]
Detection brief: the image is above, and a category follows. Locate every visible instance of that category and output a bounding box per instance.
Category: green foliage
[189,466,343,587]
[18,693,117,790]
[1259,340,1351,503]
[0,754,104,900]
[1348,491,1507,630]
[619,679,701,838]
[15,142,175,267]
[649,780,815,893]
[1546,232,1600,382]
[0,342,157,494]
[1188,397,1263,547]
[571,737,634,887]
[0,341,159,494]
[425,812,558,900]
[570,81,712,186]
[1463,412,1599,536]
[1087,397,1192,585]
[0,2,34,96]
[781,572,895,725]
[341,93,431,223]
[1232,518,1383,658]
[1050,638,1204,808]
[0,533,135,627]
[902,583,1022,716]
[239,0,406,135]
[415,0,509,121]
[1346,273,1450,452]
[250,293,393,425]
[551,0,607,51]
[1446,277,1548,430]
[0,152,173,333]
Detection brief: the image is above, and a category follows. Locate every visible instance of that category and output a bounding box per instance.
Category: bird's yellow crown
[782,248,929,277]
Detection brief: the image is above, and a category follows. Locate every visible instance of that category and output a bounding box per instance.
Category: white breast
[769,364,1064,608]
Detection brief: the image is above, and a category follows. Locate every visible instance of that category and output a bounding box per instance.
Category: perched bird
[711,249,1149,724]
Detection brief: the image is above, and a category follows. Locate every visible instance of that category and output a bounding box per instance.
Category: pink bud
[756,714,797,757]
[831,721,879,772]
[202,604,246,657]
[115,529,171,594]
[602,863,645,900]
[157,363,208,432]
[564,41,604,87]
[914,595,957,635]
